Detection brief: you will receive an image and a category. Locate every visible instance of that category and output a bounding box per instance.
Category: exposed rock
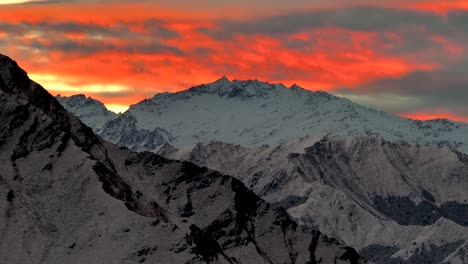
[0,54,368,264]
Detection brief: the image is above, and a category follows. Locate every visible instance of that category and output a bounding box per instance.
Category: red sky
[1,0,467,122]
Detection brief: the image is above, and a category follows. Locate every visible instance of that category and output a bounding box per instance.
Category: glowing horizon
[0,0,41,4]
[2,0,467,122]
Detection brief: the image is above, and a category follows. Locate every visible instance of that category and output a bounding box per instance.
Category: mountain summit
[59,77,468,153]
[56,94,117,133]
[56,72,468,263]
[0,54,369,263]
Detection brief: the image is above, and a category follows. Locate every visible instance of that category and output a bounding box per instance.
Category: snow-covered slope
[0,54,371,263]
[56,94,117,133]
[100,114,174,152]
[60,76,468,154]
[155,138,468,264]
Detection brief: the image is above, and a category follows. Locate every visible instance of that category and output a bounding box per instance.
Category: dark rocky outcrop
[0,53,368,263]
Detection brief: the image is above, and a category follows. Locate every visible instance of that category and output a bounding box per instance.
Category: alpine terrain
[0,55,370,263]
[155,138,468,264]
[57,77,468,263]
[57,77,468,154]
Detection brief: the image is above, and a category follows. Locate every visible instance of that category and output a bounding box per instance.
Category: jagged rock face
[156,138,468,264]
[51,58,468,263]
[56,94,117,133]
[0,54,368,264]
[56,95,174,151]
[99,113,173,152]
[59,77,468,154]
[443,240,468,264]
[296,138,468,226]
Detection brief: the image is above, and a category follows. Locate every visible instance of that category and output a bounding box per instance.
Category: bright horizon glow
[0,0,40,4]
[29,74,133,94]
[30,73,133,114]
[105,104,130,114]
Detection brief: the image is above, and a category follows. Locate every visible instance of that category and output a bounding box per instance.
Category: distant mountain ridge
[57,77,468,154]
[56,94,117,133]
[155,137,468,264]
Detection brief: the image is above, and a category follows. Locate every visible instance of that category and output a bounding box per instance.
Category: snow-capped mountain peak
[211,75,230,85]
[56,94,104,108]
[181,76,287,100]
[56,94,117,133]
[58,77,468,154]
[1,53,369,264]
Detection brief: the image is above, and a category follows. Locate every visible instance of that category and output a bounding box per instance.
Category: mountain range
[0,54,370,263]
[56,76,468,263]
[57,77,468,154]
[155,138,468,264]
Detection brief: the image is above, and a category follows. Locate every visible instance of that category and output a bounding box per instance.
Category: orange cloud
[0,2,255,23]
[411,1,468,14]
[8,25,439,109]
[1,2,467,121]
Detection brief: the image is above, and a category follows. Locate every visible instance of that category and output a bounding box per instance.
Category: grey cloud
[128,43,184,56]
[26,37,184,56]
[138,19,180,39]
[202,8,455,39]
[192,47,216,57]
[29,39,105,54]
[448,10,468,30]
[335,58,468,116]
[197,7,468,65]
[0,20,183,56]
[0,20,179,40]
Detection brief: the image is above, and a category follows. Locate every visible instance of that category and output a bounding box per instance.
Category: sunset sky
[1,0,467,122]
